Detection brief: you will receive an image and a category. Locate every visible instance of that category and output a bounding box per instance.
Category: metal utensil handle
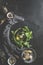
[14,14,24,21]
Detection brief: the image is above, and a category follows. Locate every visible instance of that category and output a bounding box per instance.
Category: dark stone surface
[4,0,43,58]
[0,0,43,65]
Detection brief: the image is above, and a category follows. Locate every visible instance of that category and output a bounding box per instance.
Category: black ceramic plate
[3,20,39,54]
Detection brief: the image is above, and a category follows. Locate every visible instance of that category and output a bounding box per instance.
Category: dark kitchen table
[0,0,43,65]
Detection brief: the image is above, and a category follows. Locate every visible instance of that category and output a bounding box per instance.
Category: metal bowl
[7,56,16,65]
[21,48,37,63]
